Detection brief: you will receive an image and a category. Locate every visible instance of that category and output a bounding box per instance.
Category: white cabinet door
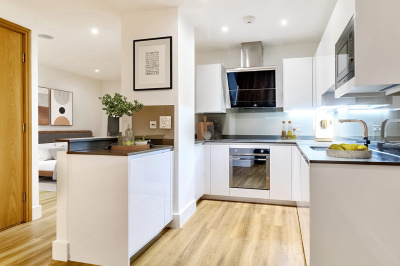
[283,57,313,110]
[128,152,171,256]
[270,146,292,201]
[300,154,310,204]
[204,144,211,194]
[291,147,301,202]
[195,145,204,200]
[210,145,229,196]
[196,64,227,113]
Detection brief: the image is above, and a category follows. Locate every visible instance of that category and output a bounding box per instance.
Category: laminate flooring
[0,193,305,266]
[133,200,306,266]
[0,192,94,266]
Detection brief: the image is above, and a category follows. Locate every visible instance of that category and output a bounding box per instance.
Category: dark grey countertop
[67,145,174,156]
[196,136,400,166]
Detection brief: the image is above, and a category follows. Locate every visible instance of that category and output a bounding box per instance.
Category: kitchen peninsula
[52,137,174,266]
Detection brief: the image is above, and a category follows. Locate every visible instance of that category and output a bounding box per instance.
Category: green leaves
[98,93,144,118]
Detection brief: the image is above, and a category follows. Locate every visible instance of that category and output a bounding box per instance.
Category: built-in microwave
[335,16,355,89]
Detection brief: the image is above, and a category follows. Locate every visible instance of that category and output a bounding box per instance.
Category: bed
[38,130,93,179]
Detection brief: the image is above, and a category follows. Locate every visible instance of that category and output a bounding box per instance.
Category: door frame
[0,17,32,222]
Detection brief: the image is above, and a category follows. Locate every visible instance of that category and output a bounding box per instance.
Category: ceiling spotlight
[95,69,99,73]
[281,19,288,26]
[222,26,228,32]
[91,28,99,35]
[242,15,256,24]
[38,34,54,40]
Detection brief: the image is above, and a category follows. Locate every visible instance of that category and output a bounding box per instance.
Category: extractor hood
[227,42,277,108]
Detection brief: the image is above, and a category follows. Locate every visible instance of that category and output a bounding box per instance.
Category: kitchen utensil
[196,116,213,140]
[204,131,212,140]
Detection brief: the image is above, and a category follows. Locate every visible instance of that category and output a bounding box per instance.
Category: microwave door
[336,40,350,82]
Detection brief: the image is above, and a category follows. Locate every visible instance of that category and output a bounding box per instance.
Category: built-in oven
[335,15,355,89]
[229,147,270,190]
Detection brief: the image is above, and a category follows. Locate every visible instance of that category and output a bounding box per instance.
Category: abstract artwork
[50,89,73,126]
[38,86,50,125]
[133,36,172,90]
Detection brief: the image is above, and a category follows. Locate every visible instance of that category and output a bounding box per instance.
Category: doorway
[0,17,32,230]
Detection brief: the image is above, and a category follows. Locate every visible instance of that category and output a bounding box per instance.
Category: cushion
[49,147,67,160]
[38,148,53,161]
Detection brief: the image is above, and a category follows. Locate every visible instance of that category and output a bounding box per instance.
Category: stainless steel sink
[309,146,329,151]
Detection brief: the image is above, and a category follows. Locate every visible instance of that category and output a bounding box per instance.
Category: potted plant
[99,93,144,136]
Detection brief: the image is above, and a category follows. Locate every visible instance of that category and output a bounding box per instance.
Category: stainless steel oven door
[229,150,270,190]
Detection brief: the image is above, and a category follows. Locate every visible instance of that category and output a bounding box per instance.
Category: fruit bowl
[326,143,372,159]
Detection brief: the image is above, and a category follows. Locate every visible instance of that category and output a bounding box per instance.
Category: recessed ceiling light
[38,34,54,40]
[281,19,288,26]
[95,69,99,73]
[91,28,99,35]
[222,26,228,32]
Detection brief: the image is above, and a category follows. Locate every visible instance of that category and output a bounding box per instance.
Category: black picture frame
[133,36,172,91]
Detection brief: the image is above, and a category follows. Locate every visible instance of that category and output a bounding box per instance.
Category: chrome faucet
[339,119,370,147]
[381,119,400,143]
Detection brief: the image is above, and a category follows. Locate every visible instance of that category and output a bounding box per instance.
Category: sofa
[38,142,68,180]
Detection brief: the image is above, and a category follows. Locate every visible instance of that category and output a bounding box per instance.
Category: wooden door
[0,19,31,229]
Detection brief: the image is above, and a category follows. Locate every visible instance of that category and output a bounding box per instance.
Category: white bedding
[38,160,57,171]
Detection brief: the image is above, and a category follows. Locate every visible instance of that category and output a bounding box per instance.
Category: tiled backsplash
[196,107,400,141]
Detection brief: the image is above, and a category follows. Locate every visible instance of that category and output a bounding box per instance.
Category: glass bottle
[281,121,286,140]
[287,121,293,140]
[125,124,134,146]
[117,132,123,145]
[292,128,297,140]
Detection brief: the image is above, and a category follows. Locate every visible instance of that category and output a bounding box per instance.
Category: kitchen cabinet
[129,151,172,256]
[210,144,229,196]
[195,144,204,200]
[195,64,229,113]
[270,146,292,201]
[203,144,211,194]
[314,0,355,104]
[283,57,314,110]
[298,151,310,265]
[291,147,301,202]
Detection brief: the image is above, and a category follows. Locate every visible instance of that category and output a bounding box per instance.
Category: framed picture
[133,36,172,90]
[38,86,50,125]
[50,89,73,126]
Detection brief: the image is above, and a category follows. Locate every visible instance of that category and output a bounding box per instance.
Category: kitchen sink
[309,146,329,151]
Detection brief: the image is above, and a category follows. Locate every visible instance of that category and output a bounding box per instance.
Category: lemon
[357,145,368,151]
[330,144,344,150]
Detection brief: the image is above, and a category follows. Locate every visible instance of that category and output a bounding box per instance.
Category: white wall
[101,80,121,136]
[0,1,41,220]
[196,42,318,107]
[38,65,103,137]
[121,7,195,227]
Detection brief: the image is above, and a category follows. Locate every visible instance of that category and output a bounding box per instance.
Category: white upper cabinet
[196,64,229,113]
[283,57,314,110]
[314,0,355,105]
[315,0,400,99]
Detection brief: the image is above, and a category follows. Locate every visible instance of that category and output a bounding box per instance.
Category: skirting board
[202,194,297,206]
[32,205,42,220]
[52,240,69,261]
[169,200,196,228]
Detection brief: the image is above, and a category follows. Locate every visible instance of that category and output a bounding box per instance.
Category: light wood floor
[0,191,94,266]
[133,200,306,266]
[0,193,305,266]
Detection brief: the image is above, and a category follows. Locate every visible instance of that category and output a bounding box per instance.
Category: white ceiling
[4,0,337,81]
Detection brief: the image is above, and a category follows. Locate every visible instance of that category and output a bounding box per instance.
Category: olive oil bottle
[281,121,286,140]
[287,121,293,140]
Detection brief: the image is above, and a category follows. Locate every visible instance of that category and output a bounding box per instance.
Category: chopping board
[197,116,213,140]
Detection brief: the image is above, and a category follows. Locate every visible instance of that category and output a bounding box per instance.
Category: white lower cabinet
[291,147,302,202]
[195,145,204,200]
[270,146,293,201]
[128,152,172,257]
[210,145,230,196]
